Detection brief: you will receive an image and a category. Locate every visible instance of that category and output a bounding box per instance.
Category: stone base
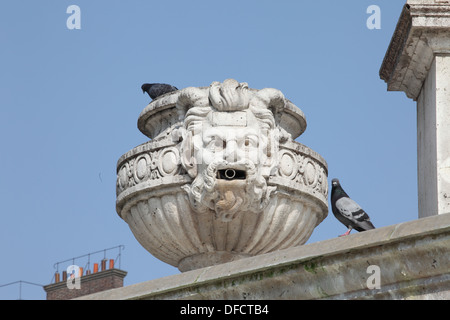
[76,213,450,300]
[178,252,251,272]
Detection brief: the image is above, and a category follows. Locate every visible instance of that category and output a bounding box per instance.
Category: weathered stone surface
[380,1,450,101]
[380,0,450,218]
[116,79,328,272]
[77,213,450,300]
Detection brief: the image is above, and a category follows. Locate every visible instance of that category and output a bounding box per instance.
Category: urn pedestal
[116,79,328,272]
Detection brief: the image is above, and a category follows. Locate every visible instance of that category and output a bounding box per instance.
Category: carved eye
[244,135,258,148]
[206,140,216,150]
[214,137,226,150]
[222,140,227,149]
[206,135,225,151]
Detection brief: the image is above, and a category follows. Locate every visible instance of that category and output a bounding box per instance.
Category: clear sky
[0,1,416,299]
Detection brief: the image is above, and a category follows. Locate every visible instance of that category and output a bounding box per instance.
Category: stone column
[380,0,450,218]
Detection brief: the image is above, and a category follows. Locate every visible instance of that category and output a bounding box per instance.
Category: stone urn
[116,79,328,272]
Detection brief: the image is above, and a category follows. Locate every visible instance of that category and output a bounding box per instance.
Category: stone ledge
[380,1,450,100]
[76,213,450,300]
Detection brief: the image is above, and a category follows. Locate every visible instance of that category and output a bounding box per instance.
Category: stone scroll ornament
[116,79,328,272]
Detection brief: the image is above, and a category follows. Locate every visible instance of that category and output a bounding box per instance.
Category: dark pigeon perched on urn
[331,178,375,236]
[141,83,178,100]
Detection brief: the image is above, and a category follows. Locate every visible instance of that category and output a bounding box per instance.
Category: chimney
[44,260,127,300]
[101,259,107,271]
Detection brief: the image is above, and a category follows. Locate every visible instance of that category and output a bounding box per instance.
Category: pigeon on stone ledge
[331,178,375,236]
[141,83,178,100]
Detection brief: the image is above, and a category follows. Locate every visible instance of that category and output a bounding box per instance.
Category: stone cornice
[380,1,450,100]
[379,4,412,85]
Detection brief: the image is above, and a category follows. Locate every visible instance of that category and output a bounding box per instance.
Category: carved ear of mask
[179,129,197,178]
[249,88,286,177]
[261,127,280,177]
[176,87,209,178]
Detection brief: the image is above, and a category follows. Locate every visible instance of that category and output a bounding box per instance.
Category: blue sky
[0,1,416,299]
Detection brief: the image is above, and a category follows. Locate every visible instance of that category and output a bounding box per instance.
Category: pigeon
[141,83,178,100]
[331,178,375,236]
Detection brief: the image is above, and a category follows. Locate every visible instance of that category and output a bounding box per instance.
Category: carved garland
[116,143,328,199]
[116,145,184,195]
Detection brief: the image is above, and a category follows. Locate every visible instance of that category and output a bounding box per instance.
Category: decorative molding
[380,1,450,100]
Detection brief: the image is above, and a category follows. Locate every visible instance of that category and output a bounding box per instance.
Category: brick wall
[44,268,127,300]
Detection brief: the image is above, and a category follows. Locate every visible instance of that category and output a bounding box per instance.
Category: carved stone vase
[116,79,328,272]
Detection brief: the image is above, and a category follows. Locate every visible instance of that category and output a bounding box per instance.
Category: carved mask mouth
[185,159,271,221]
[216,169,246,180]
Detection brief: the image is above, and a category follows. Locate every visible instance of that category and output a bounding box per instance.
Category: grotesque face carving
[200,110,270,167]
[177,79,286,222]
